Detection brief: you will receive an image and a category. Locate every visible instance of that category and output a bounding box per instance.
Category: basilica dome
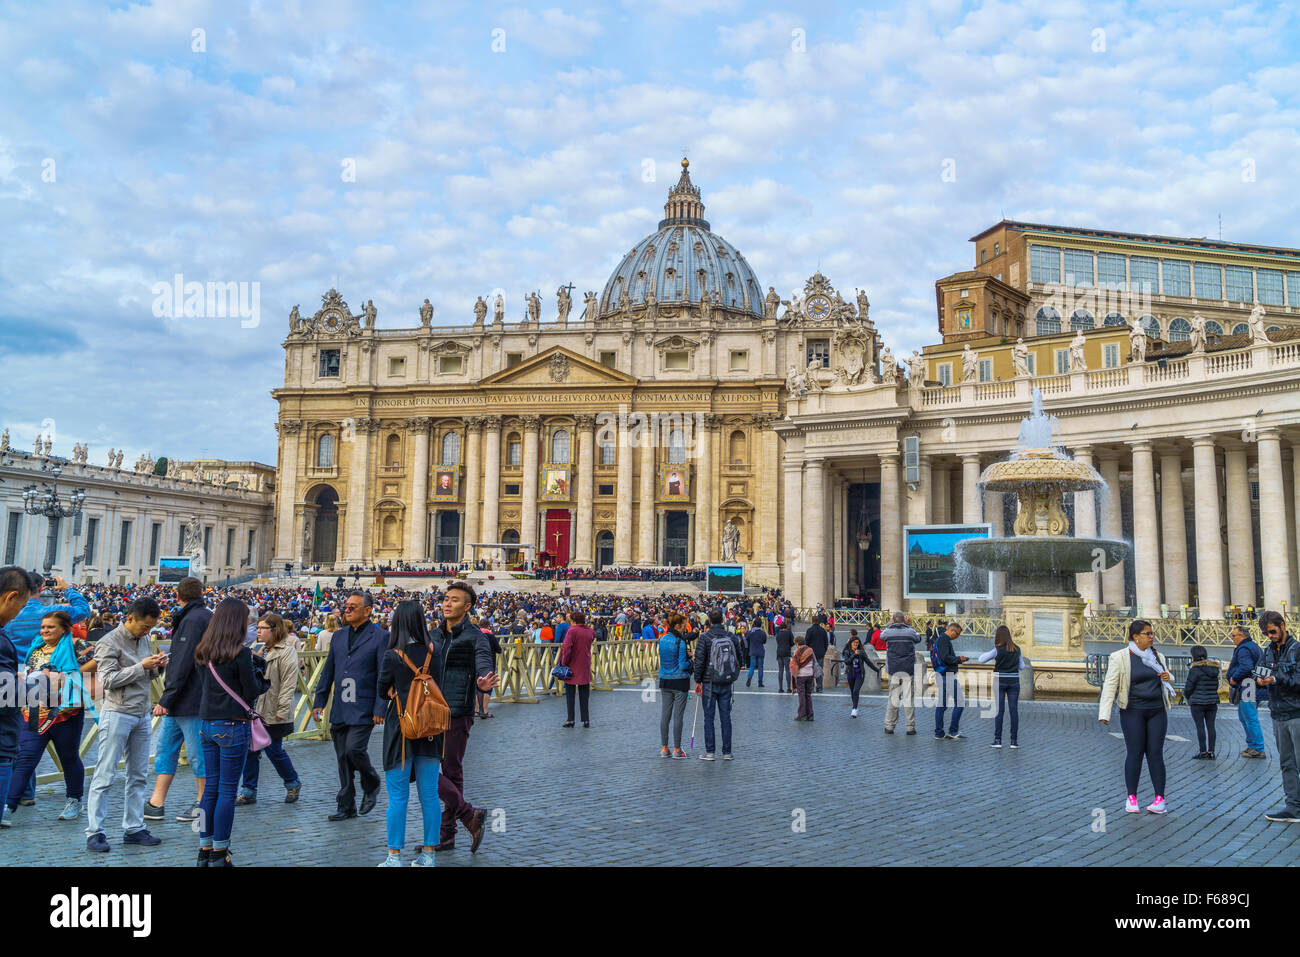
[599,159,765,319]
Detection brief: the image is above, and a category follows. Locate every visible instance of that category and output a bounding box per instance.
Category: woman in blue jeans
[237,614,302,804]
[195,598,268,867]
[977,625,1028,748]
[376,600,443,867]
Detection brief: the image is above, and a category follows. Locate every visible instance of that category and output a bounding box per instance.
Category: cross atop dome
[659,156,709,229]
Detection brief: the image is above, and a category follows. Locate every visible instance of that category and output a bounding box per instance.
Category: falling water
[1016,386,1060,451]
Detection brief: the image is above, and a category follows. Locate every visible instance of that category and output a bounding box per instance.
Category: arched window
[1070,309,1094,330]
[667,429,686,465]
[1267,325,1281,333]
[384,433,401,467]
[728,430,746,466]
[1168,318,1191,342]
[1232,323,1249,336]
[1104,313,1127,328]
[316,433,334,468]
[441,431,460,465]
[1036,306,1061,335]
[1139,315,1161,339]
[550,429,570,464]
[1204,320,1223,336]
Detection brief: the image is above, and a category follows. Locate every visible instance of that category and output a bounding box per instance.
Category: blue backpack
[929,639,946,675]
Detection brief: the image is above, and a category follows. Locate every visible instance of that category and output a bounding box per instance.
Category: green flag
[314,582,323,606]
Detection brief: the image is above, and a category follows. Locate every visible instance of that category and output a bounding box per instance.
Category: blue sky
[2,0,1298,465]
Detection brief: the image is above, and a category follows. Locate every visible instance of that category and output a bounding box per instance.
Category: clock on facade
[806,295,831,319]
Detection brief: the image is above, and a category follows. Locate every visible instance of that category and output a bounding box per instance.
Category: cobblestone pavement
[3,666,1298,866]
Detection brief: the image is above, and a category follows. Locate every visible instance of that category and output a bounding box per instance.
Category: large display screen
[706,564,745,594]
[158,557,192,584]
[903,524,992,600]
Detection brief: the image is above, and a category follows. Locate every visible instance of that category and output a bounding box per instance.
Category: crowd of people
[0,563,1297,865]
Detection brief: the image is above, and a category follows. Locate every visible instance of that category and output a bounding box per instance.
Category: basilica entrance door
[544,509,571,566]
[663,510,690,565]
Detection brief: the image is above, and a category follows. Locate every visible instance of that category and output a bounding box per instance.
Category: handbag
[207,662,272,751]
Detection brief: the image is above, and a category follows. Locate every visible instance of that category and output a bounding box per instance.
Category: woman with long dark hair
[841,634,880,718]
[195,598,268,866]
[237,613,302,804]
[376,599,444,866]
[1183,644,1221,760]
[1098,620,1173,814]
[978,625,1028,748]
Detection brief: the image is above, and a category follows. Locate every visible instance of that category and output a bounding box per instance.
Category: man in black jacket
[432,581,498,852]
[1258,611,1300,822]
[693,609,742,760]
[934,622,969,740]
[804,617,830,692]
[774,619,794,694]
[311,591,388,820]
[146,577,210,823]
[0,567,35,829]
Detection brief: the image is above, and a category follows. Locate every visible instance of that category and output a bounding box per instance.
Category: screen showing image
[158,557,192,584]
[903,524,992,600]
[706,563,744,594]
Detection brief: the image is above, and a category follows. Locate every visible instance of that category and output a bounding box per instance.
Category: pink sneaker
[1147,796,1167,814]
[1125,795,1140,813]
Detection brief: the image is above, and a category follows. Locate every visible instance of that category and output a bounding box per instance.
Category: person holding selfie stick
[1257,611,1300,823]
[86,596,167,853]
[1098,619,1174,815]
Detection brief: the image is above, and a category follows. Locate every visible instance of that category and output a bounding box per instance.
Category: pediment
[479,346,637,388]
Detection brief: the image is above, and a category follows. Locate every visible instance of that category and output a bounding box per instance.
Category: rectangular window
[178,526,186,554]
[318,349,340,377]
[506,352,523,368]
[203,527,212,562]
[1194,262,1222,299]
[1026,354,1036,376]
[978,359,992,382]
[1256,268,1285,306]
[598,484,614,496]
[1029,245,1060,284]
[1225,265,1253,302]
[388,356,406,376]
[1161,259,1191,296]
[247,529,256,562]
[1063,249,1093,287]
[1128,256,1158,293]
[1103,343,1120,368]
[225,528,234,566]
[936,363,951,387]
[806,338,830,368]
[507,440,521,466]
[980,249,987,264]
[504,483,521,496]
[1097,252,1126,290]
[599,351,617,368]
[664,351,689,371]
[4,512,20,565]
[1288,272,1300,308]
[118,520,132,567]
[729,350,749,372]
[994,242,1000,256]
[85,517,99,566]
[149,522,161,566]
[438,355,464,375]
[1055,349,1070,374]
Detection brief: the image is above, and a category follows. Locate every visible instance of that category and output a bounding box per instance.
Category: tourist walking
[692,608,742,758]
[657,612,692,758]
[745,618,767,688]
[882,612,921,735]
[147,576,209,825]
[933,622,969,740]
[805,616,830,692]
[376,600,445,867]
[790,635,816,721]
[841,634,878,717]
[238,613,302,804]
[559,611,595,727]
[977,625,1027,748]
[1226,624,1268,759]
[195,598,269,866]
[0,568,38,830]
[774,617,794,694]
[311,591,389,821]
[1183,645,1221,760]
[1098,620,1173,814]
[86,596,167,852]
[1256,611,1300,823]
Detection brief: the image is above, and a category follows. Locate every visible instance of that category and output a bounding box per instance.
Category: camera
[43,576,56,588]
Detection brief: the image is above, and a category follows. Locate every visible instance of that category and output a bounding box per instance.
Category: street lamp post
[21,463,87,575]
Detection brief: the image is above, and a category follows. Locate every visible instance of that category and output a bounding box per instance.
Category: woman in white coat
[1098,620,1174,815]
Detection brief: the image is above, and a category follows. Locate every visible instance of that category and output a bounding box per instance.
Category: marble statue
[856,289,870,321]
[1069,330,1087,371]
[473,296,487,326]
[526,291,541,324]
[183,516,202,556]
[106,448,116,467]
[907,350,926,387]
[0,428,7,450]
[1129,319,1148,362]
[302,515,313,559]
[806,357,825,393]
[114,450,123,469]
[962,343,978,382]
[700,290,712,323]
[556,286,572,323]
[363,299,376,329]
[583,290,598,322]
[721,519,740,562]
[289,304,301,333]
[879,345,895,382]
[839,337,865,385]
[764,286,781,320]
[787,290,805,321]
[1189,313,1207,354]
[493,293,505,323]
[1248,304,1270,343]
[420,298,433,327]
[644,289,658,323]
[619,288,633,322]
[1012,338,1031,378]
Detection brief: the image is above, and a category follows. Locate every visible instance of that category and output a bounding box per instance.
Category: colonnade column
[1288,444,1300,607]
[931,465,949,524]
[615,415,633,565]
[1130,440,1162,617]
[833,477,846,602]
[637,415,656,565]
[1223,441,1256,609]
[693,414,714,565]
[906,456,931,613]
[461,417,482,564]
[1191,435,1226,617]
[407,417,432,562]
[520,415,541,560]
[481,417,502,563]
[983,488,1003,607]
[783,459,803,607]
[880,452,903,612]
[1258,429,1293,611]
[274,421,302,564]
[758,416,780,568]
[961,454,982,524]
[1098,453,1124,607]
[1159,447,1189,610]
[343,418,376,566]
[574,415,595,568]
[804,457,826,610]
[1073,446,1099,608]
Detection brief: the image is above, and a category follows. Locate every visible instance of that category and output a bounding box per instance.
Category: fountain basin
[978,448,1103,493]
[956,537,1130,597]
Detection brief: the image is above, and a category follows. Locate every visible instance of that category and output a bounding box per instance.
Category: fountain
[954,388,1129,667]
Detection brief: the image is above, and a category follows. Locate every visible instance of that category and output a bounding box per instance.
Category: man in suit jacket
[312,591,388,820]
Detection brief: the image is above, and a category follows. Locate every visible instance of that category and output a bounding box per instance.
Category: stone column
[757,416,780,568]
[880,452,903,612]
[833,477,846,601]
[343,418,376,565]
[274,421,302,564]
[1287,445,1300,607]
[461,417,482,564]
[783,459,803,606]
[1223,442,1256,609]
[693,414,714,566]
[1098,454,1124,607]
[804,457,827,609]
[520,415,541,557]
[1073,446,1100,607]
[1258,429,1293,611]
[574,414,596,568]
[906,456,931,612]
[1129,440,1162,617]
[637,414,656,565]
[480,417,502,561]
[931,465,949,524]
[615,414,633,565]
[961,454,982,524]
[407,418,432,562]
[1159,447,1189,611]
[1191,435,1226,617]
[983,488,1004,606]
